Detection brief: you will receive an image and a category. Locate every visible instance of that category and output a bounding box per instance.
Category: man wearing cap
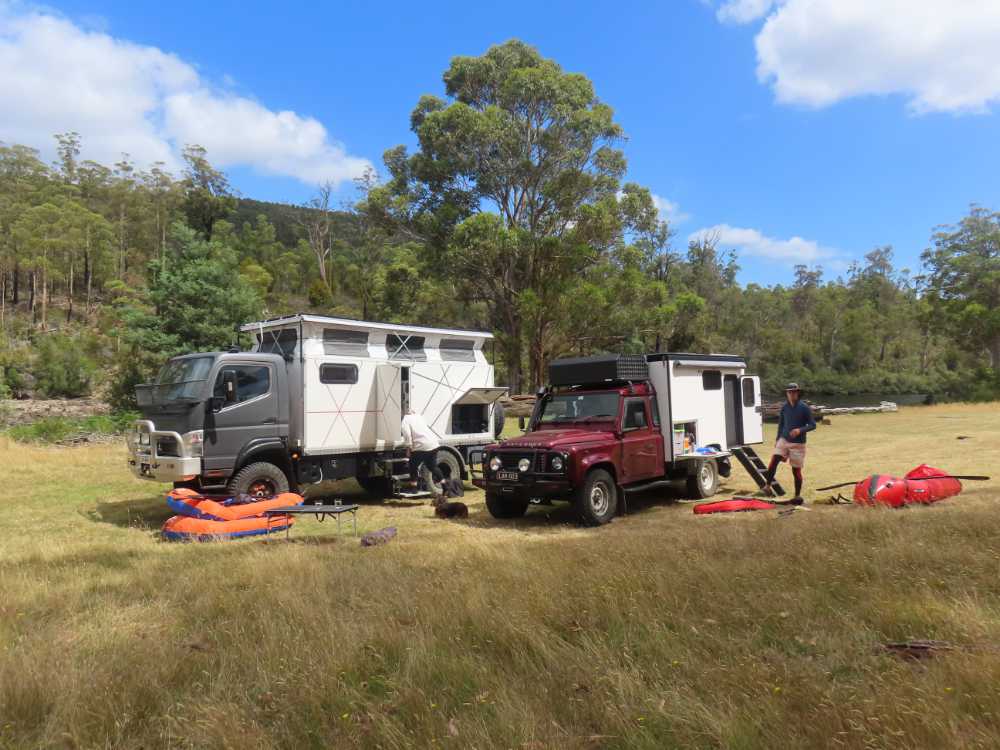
[763,383,815,500]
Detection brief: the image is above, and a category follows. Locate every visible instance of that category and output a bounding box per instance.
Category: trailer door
[740,376,763,444]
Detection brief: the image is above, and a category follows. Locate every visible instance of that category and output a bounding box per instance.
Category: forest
[0,40,998,407]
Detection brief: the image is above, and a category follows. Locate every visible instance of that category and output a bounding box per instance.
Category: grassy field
[2,403,1000,749]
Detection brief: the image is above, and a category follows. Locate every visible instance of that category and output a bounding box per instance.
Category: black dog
[434,501,469,519]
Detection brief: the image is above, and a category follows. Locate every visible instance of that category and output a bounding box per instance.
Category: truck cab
[127,351,294,496]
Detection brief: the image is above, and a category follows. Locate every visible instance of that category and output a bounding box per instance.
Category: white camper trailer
[127,315,506,497]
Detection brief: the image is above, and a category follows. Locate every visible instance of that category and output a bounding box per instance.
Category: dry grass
[2,403,1000,749]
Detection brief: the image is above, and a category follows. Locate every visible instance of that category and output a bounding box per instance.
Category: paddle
[816,475,991,492]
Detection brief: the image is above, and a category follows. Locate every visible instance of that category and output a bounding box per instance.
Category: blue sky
[3,0,1000,285]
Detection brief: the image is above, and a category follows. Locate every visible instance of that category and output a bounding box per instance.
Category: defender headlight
[489,456,502,472]
[182,430,204,458]
[518,458,531,473]
[551,455,564,471]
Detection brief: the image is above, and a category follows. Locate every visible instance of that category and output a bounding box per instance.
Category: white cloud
[0,3,371,184]
[716,0,777,24]
[689,224,833,264]
[713,0,1000,114]
[651,194,691,224]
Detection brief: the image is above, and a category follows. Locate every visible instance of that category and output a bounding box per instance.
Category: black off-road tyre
[493,402,506,438]
[228,461,290,498]
[574,468,618,526]
[356,474,394,499]
[436,449,463,481]
[686,459,719,499]
[485,490,529,519]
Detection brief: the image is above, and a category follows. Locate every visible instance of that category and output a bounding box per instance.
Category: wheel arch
[436,444,467,479]
[233,439,294,484]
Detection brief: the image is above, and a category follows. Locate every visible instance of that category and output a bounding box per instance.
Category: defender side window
[623,398,648,430]
[214,365,271,404]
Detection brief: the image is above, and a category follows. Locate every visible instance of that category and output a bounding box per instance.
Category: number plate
[496,470,519,481]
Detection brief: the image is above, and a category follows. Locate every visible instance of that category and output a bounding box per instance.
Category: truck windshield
[139,356,215,404]
[538,392,620,424]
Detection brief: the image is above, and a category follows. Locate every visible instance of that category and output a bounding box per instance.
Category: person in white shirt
[400,408,443,503]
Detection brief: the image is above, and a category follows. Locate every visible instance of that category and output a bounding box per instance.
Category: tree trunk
[29,271,36,324]
[67,254,74,323]
[84,230,92,315]
[119,203,127,279]
[990,336,1000,371]
[41,261,48,329]
[0,267,5,329]
[12,261,19,305]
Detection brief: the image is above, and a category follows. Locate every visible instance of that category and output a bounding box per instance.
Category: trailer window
[214,365,270,403]
[257,329,298,359]
[742,378,755,406]
[440,338,476,362]
[702,370,722,390]
[323,329,369,357]
[386,334,427,361]
[320,364,359,384]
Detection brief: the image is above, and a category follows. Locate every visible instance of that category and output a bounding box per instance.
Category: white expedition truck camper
[126,315,507,497]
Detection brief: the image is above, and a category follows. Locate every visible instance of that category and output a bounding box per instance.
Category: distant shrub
[7,412,138,443]
[33,334,97,398]
[307,279,334,308]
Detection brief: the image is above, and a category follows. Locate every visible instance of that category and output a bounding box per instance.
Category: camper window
[257,329,298,359]
[213,365,270,403]
[702,370,722,390]
[440,338,475,362]
[742,378,755,406]
[386,334,427,361]
[319,364,359,384]
[323,329,369,356]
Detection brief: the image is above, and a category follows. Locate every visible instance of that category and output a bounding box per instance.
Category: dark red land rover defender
[480,354,748,525]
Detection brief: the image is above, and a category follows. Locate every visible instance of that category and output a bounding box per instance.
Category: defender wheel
[686,459,719,499]
[436,450,462,481]
[228,461,290,499]
[485,490,529,519]
[574,468,618,526]
[356,474,393,499]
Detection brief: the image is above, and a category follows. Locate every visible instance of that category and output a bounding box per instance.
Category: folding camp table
[264,503,359,539]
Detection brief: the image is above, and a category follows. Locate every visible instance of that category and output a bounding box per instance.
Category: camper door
[376,364,404,448]
[740,376,763,444]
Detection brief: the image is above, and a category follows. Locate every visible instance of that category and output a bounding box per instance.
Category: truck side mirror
[222,370,238,403]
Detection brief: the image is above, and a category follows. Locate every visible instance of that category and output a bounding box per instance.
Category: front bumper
[485,477,573,497]
[126,420,202,483]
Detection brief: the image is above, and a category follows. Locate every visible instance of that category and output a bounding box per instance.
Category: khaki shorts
[774,438,807,468]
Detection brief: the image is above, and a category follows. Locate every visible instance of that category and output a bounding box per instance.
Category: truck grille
[498,451,545,472]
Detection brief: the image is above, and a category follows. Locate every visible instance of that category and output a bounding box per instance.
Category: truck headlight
[489,456,502,472]
[551,455,564,471]
[518,458,531,473]
[182,430,204,458]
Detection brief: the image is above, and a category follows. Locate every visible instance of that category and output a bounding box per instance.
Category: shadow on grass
[86,495,173,530]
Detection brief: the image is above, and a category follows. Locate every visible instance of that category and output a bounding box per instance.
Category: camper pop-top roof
[240,314,493,341]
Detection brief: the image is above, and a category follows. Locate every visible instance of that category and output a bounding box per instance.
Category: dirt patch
[0,398,111,428]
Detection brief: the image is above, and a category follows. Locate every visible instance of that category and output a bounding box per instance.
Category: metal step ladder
[732,446,785,496]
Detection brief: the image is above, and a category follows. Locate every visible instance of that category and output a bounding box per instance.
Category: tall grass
[1,403,999,748]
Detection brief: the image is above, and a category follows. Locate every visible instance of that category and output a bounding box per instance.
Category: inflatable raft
[694,498,778,514]
[853,464,962,508]
[162,488,304,540]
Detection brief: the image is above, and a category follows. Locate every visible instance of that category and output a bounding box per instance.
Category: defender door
[203,362,279,472]
[620,396,663,483]
[739,376,764,444]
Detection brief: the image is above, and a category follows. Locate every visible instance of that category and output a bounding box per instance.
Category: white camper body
[241,315,505,467]
[646,353,763,459]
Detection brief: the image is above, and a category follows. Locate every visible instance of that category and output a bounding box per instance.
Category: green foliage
[33,333,96,397]
[111,222,263,407]
[6,411,138,443]
[307,278,334,308]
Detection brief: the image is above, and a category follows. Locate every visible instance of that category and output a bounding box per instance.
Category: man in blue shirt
[763,383,816,500]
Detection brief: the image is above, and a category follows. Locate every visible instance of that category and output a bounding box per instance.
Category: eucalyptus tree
[365,39,661,391]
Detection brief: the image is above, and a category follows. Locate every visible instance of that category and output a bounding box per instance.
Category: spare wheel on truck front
[229,461,290,499]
